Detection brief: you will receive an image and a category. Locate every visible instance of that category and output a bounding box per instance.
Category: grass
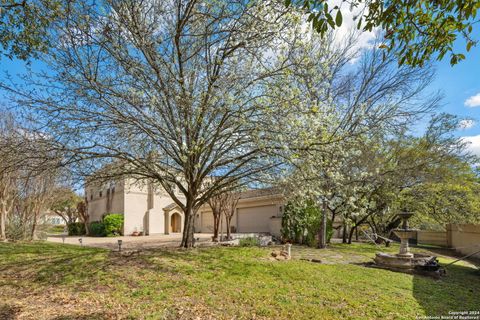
[0,241,478,320]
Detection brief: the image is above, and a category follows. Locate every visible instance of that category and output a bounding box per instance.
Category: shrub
[103,213,124,237]
[67,222,86,236]
[5,216,28,240]
[239,237,260,247]
[89,221,106,237]
[281,199,333,247]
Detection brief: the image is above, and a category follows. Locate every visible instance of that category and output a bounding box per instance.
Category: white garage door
[201,211,215,233]
[237,205,277,233]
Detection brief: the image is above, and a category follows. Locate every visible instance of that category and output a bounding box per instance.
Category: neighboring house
[41,212,66,225]
[86,178,285,236]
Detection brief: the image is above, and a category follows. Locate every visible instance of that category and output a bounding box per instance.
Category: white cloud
[464,93,480,107]
[463,135,480,156]
[330,1,378,63]
[459,119,476,130]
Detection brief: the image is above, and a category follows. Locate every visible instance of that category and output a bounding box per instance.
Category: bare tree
[0,108,65,240]
[220,191,240,240]
[207,194,223,241]
[0,111,23,240]
[77,199,89,235]
[18,170,57,239]
[2,0,299,247]
[0,170,16,241]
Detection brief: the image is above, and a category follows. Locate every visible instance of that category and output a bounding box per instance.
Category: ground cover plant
[0,241,478,319]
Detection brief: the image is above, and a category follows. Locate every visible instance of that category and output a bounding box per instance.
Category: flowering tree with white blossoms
[258,29,442,247]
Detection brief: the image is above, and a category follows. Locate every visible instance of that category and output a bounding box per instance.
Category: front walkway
[46,233,214,250]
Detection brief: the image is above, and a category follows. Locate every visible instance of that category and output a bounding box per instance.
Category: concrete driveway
[46,233,214,250]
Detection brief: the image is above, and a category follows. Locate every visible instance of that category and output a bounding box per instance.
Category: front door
[170,212,181,233]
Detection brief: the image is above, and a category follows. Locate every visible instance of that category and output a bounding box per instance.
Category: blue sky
[429,45,480,156]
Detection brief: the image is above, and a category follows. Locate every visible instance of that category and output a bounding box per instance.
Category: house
[86,178,285,237]
[41,211,66,225]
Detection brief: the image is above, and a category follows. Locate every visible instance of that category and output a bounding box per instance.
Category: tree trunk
[342,223,347,244]
[348,225,356,244]
[0,202,6,240]
[31,206,41,240]
[219,212,223,241]
[84,221,90,235]
[213,212,220,241]
[225,215,232,240]
[355,226,359,241]
[180,202,196,248]
[317,200,327,249]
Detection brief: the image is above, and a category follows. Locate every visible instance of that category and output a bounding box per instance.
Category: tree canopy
[286,0,480,66]
[0,0,68,60]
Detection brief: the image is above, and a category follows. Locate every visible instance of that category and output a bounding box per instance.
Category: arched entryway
[170,212,181,233]
[163,205,184,234]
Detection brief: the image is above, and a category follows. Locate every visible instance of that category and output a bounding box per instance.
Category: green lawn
[0,242,478,319]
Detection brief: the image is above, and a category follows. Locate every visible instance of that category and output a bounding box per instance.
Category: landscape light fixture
[117,239,123,252]
[78,238,83,247]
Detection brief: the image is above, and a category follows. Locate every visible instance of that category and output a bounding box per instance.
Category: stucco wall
[417,230,447,247]
[447,224,480,259]
[87,177,185,236]
[123,191,148,235]
[148,196,182,234]
[196,209,237,233]
[269,217,282,237]
[123,179,185,235]
[87,181,125,222]
[86,178,289,237]
[196,195,284,233]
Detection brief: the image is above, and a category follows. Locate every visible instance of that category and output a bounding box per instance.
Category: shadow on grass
[412,263,480,316]
[52,312,111,320]
[138,246,268,276]
[0,304,20,320]
[0,242,262,287]
[0,242,110,285]
[346,244,480,316]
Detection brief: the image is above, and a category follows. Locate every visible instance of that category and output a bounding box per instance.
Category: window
[90,190,93,200]
[99,191,102,197]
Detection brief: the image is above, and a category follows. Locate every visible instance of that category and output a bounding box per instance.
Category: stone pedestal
[398,237,414,258]
[393,230,415,258]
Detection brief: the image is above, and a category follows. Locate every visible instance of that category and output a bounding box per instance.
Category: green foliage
[400,180,480,228]
[103,213,124,237]
[239,237,260,247]
[67,222,86,236]
[281,200,333,247]
[89,221,106,237]
[50,188,82,214]
[286,0,480,66]
[0,0,67,60]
